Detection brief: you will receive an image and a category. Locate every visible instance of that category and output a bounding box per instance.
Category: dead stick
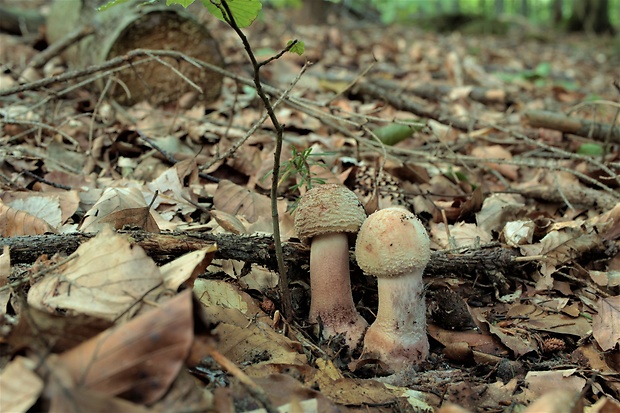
[523,110,620,143]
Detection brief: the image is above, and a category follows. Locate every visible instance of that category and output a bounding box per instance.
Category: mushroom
[355,207,431,371]
[294,184,368,347]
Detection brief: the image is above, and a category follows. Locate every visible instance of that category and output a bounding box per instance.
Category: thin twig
[207,345,278,413]
[216,0,295,321]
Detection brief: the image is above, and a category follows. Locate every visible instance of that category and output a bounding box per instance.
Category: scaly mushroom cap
[356,207,430,278]
[294,184,367,244]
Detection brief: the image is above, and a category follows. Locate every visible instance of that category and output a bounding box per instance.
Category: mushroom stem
[363,273,429,367]
[309,233,368,346]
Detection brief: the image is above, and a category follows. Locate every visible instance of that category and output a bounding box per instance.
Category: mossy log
[47,0,224,106]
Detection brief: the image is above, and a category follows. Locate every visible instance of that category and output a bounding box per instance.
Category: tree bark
[1,230,520,282]
[46,0,224,106]
[552,0,564,25]
[567,0,615,34]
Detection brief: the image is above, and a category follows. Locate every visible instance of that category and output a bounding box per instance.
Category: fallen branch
[523,110,620,143]
[2,230,519,281]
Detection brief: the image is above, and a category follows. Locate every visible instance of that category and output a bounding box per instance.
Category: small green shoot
[287,40,305,56]
[263,147,330,207]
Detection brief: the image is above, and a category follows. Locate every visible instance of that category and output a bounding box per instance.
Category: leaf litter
[0,3,619,413]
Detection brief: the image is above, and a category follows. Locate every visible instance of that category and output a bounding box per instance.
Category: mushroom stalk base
[309,233,368,346]
[362,273,429,371]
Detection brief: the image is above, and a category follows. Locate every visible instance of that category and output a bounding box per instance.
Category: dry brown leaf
[49,387,153,413]
[475,194,525,233]
[210,210,248,234]
[213,180,272,224]
[523,370,586,401]
[486,320,538,356]
[194,279,264,316]
[520,224,605,290]
[471,145,519,180]
[427,324,507,357]
[146,166,197,219]
[8,307,113,354]
[0,199,56,236]
[80,187,159,233]
[507,303,592,338]
[589,270,620,288]
[431,222,493,249]
[241,374,339,413]
[2,190,80,226]
[0,356,43,413]
[57,290,194,405]
[593,296,620,351]
[214,322,307,376]
[161,245,217,290]
[27,227,163,321]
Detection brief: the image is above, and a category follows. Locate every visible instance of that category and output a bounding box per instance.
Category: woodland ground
[0,4,620,413]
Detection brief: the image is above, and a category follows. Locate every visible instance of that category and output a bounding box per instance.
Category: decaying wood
[2,230,519,280]
[520,184,619,210]
[351,81,478,131]
[524,110,620,143]
[46,0,224,106]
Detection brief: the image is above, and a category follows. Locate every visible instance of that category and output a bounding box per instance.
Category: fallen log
[2,230,519,282]
[46,0,224,106]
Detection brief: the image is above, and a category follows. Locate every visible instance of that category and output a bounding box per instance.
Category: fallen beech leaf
[161,245,217,290]
[8,307,113,354]
[593,296,620,351]
[146,166,197,218]
[0,356,43,413]
[0,199,55,236]
[523,370,586,401]
[507,304,592,338]
[210,210,248,234]
[471,145,519,180]
[27,227,163,321]
[80,187,159,233]
[49,387,152,413]
[58,290,194,404]
[213,180,271,223]
[6,195,62,228]
[242,374,338,413]
[195,279,262,315]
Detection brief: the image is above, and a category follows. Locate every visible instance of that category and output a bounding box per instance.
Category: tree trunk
[495,0,504,15]
[47,0,224,106]
[567,0,615,34]
[552,0,564,25]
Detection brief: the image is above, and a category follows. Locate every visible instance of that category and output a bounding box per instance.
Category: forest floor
[0,4,620,413]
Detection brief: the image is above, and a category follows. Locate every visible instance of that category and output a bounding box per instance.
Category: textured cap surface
[356,207,430,278]
[294,184,366,244]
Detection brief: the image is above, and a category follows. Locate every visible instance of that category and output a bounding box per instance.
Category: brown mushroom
[355,207,431,371]
[294,184,368,347]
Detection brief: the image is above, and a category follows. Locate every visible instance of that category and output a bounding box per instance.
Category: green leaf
[167,0,196,7]
[97,0,131,11]
[287,40,304,56]
[202,0,262,28]
[577,143,604,156]
[534,62,552,78]
[373,123,423,146]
